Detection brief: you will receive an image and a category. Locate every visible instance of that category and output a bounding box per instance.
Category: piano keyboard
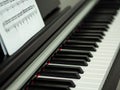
[7,0,120,90]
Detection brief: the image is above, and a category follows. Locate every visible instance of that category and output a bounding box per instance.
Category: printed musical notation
[0,0,45,55]
[0,0,38,33]
[2,5,38,32]
[0,0,28,15]
[4,9,37,32]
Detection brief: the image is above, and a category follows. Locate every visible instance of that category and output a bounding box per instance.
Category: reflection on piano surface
[0,0,120,90]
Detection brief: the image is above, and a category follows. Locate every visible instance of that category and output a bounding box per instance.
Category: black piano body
[0,0,120,90]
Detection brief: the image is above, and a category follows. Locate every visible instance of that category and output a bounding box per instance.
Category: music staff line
[4,9,38,33]
[3,5,35,26]
[0,0,15,7]
[0,0,29,16]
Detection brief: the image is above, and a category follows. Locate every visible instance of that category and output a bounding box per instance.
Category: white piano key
[71,87,97,90]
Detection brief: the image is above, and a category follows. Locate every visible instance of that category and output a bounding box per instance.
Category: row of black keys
[24,1,120,90]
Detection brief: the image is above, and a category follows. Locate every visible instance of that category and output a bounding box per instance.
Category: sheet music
[0,0,45,55]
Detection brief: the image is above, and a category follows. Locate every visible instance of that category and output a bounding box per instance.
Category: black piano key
[75,30,105,36]
[95,4,120,10]
[45,65,84,74]
[62,44,96,51]
[72,33,103,39]
[84,18,112,24]
[95,7,119,11]
[83,17,113,24]
[79,25,108,31]
[51,58,88,66]
[81,22,109,28]
[58,49,93,57]
[100,0,120,3]
[87,15,114,22]
[91,9,118,15]
[85,18,113,24]
[27,84,70,90]
[97,1,120,9]
[32,77,75,88]
[70,36,102,42]
[54,54,90,62]
[89,13,114,18]
[40,70,80,79]
[99,1,120,4]
[66,40,98,47]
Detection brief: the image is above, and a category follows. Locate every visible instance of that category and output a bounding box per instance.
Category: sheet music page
[0,0,45,55]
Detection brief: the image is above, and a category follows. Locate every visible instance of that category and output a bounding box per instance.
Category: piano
[0,0,120,90]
